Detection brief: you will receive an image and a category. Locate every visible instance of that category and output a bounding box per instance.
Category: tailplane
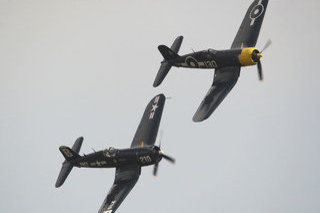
[55,137,83,188]
[59,146,80,161]
[158,45,180,61]
[153,36,183,87]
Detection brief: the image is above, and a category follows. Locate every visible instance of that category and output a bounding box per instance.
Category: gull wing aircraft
[153,0,270,122]
[55,94,175,213]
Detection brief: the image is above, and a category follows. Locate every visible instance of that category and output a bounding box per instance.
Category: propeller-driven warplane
[153,0,270,122]
[55,94,175,213]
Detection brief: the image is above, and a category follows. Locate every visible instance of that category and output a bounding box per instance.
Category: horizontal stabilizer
[71,136,83,154]
[55,162,73,188]
[170,36,183,53]
[158,45,179,61]
[59,146,80,161]
[153,36,183,87]
[55,137,83,188]
[153,62,172,87]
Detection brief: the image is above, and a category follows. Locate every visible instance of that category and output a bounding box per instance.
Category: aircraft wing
[193,0,269,122]
[193,67,240,122]
[98,165,141,213]
[131,94,166,148]
[231,0,269,48]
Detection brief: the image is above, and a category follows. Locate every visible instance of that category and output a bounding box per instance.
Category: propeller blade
[162,154,176,164]
[261,39,272,53]
[153,163,159,177]
[257,60,263,81]
[154,130,175,177]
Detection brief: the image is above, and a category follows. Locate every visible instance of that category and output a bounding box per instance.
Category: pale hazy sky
[1,0,320,212]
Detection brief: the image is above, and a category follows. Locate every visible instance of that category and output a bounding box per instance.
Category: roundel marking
[249,0,264,26]
[185,56,199,68]
[250,5,264,19]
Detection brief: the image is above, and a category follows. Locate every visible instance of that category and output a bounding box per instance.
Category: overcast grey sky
[1,0,320,212]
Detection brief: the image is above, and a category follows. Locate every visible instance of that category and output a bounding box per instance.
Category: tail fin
[153,36,183,87]
[55,137,83,188]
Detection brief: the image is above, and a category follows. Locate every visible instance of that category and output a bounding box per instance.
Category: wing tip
[77,136,84,141]
[175,35,184,42]
[153,82,159,87]
[192,109,211,123]
[192,115,208,123]
[153,74,163,88]
[154,93,165,100]
[55,182,62,188]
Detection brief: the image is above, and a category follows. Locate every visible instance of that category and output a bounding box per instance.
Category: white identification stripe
[149,96,160,119]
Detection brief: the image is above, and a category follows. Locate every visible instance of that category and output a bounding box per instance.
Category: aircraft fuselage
[70,147,161,168]
[172,47,260,69]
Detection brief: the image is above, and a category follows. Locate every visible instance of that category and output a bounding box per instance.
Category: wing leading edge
[131,94,166,148]
[98,165,141,213]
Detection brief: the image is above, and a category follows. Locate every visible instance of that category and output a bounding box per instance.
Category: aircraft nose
[251,49,262,63]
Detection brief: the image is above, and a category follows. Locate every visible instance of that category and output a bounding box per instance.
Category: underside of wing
[193,67,240,122]
[231,0,269,49]
[98,165,141,213]
[131,94,166,148]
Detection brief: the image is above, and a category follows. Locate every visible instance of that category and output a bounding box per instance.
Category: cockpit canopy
[104,147,117,157]
[208,48,217,54]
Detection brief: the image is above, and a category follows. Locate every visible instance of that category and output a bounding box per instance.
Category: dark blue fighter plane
[55,94,175,213]
[153,0,270,122]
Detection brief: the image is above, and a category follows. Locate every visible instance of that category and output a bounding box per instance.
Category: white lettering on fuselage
[139,156,152,164]
[79,162,89,167]
[203,60,217,68]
